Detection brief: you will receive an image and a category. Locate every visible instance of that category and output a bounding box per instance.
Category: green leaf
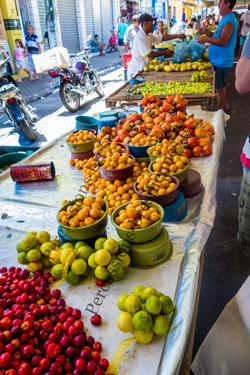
[16,220,25,223]
[7,233,12,239]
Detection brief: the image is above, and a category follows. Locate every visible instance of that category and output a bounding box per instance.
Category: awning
[183,1,197,5]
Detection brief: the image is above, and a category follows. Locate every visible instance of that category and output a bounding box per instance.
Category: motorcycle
[48,43,104,113]
[0,57,38,141]
[106,29,118,53]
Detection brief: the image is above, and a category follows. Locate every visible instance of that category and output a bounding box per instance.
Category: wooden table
[105,68,216,109]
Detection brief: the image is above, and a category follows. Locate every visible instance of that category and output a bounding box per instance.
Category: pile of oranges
[152,155,189,175]
[136,173,177,195]
[99,153,134,170]
[66,130,95,144]
[94,140,126,158]
[148,140,183,157]
[129,134,158,147]
[114,201,162,230]
[58,197,105,228]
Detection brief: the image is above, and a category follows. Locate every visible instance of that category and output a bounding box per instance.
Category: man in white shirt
[124,15,140,51]
[127,13,185,79]
[239,5,250,57]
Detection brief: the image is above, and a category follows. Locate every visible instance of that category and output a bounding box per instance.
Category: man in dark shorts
[117,17,128,57]
[198,0,237,112]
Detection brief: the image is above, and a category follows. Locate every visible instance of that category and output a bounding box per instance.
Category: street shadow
[57,96,104,117]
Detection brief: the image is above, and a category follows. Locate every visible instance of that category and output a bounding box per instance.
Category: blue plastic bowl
[163,191,187,222]
[100,111,118,119]
[98,116,117,132]
[75,116,99,133]
[118,110,138,119]
[126,138,159,157]
[58,225,107,248]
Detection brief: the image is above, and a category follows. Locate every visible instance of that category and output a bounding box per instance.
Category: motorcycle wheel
[115,44,119,51]
[60,81,81,112]
[106,45,112,53]
[93,72,104,97]
[19,119,35,141]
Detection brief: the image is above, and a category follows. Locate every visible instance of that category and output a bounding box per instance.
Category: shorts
[237,164,250,245]
[91,46,99,53]
[15,60,26,69]
[240,36,247,46]
[118,38,124,46]
[214,66,231,90]
[27,54,36,71]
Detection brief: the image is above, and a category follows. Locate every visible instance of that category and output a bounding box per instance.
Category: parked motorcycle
[48,42,104,113]
[0,57,38,141]
[106,29,118,53]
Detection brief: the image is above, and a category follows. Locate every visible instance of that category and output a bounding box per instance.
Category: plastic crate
[122,53,132,69]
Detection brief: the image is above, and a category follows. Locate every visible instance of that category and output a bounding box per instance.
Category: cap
[138,13,157,25]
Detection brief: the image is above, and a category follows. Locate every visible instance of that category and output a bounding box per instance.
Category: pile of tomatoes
[96,94,214,158]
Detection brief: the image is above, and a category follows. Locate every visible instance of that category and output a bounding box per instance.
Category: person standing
[171,16,177,27]
[127,14,185,79]
[14,39,31,82]
[124,15,140,51]
[198,0,237,112]
[117,18,128,57]
[153,21,167,36]
[25,25,41,81]
[238,5,250,58]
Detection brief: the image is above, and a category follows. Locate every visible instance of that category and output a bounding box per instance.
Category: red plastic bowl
[71,150,94,160]
[134,173,179,206]
[93,142,128,161]
[98,155,135,181]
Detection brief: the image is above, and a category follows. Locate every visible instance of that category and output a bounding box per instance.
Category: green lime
[60,242,74,249]
[117,294,129,311]
[88,253,98,268]
[81,265,91,278]
[160,295,175,315]
[117,253,130,268]
[40,242,53,257]
[94,238,107,251]
[94,265,109,280]
[28,261,43,272]
[18,252,28,265]
[75,241,88,250]
[132,311,153,332]
[118,240,130,254]
[157,292,164,298]
[42,257,52,267]
[107,259,123,278]
[16,242,22,253]
[145,296,162,315]
[66,270,81,285]
[49,249,62,265]
[95,249,111,266]
[71,259,87,275]
[103,238,119,254]
[132,286,145,296]
[152,315,169,335]
[27,231,37,237]
[21,235,38,251]
[117,312,134,333]
[26,249,41,263]
[76,246,93,261]
[112,268,125,281]
[134,329,154,344]
[60,248,76,265]
[141,303,146,311]
[36,231,50,245]
[51,264,64,279]
[141,287,158,302]
[50,239,60,250]
[124,295,141,315]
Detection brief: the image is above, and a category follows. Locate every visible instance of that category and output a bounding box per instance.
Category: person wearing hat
[127,14,185,79]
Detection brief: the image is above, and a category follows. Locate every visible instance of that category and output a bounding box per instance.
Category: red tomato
[187,137,198,149]
[202,144,212,155]
[182,148,192,158]
[192,146,202,157]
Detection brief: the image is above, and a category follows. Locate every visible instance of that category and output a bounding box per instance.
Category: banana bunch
[155,42,175,51]
[191,70,207,83]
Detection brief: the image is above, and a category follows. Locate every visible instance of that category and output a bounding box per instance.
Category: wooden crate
[105,68,216,109]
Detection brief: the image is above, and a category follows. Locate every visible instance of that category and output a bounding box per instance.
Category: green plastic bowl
[148,159,190,183]
[66,136,96,153]
[111,201,164,244]
[135,156,150,166]
[147,145,184,164]
[57,198,108,240]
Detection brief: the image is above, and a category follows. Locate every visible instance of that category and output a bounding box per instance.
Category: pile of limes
[51,237,131,285]
[116,286,175,344]
[17,231,60,272]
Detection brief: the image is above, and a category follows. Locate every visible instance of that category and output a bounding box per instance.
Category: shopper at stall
[127,14,185,79]
[238,4,250,58]
[25,25,41,80]
[124,15,140,51]
[235,31,250,244]
[153,21,167,36]
[187,18,196,28]
[198,0,237,112]
[117,18,129,57]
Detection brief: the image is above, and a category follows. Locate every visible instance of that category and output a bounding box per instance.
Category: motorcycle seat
[65,67,78,74]
[0,82,16,93]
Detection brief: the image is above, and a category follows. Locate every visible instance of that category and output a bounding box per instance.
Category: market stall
[0,106,226,375]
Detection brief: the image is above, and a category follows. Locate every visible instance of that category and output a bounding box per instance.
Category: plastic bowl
[134,174,179,206]
[111,201,164,244]
[66,132,96,153]
[93,142,128,161]
[163,191,187,222]
[0,152,29,169]
[71,150,94,160]
[126,139,159,157]
[57,198,109,240]
[135,156,150,166]
[148,160,190,183]
[75,116,99,132]
[147,145,184,163]
[98,155,135,181]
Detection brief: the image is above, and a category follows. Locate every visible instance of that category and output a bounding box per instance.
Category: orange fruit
[84,217,95,226]
[84,197,95,206]
[89,208,100,219]
[58,211,67,221]
[77,210,88,221]
[151,212,161,222]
